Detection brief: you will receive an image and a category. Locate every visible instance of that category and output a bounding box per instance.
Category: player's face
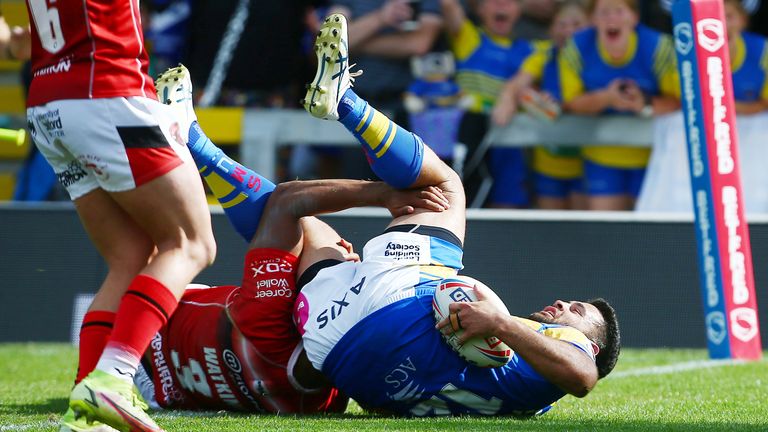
[529,300,604,337]
[592,0,638,50]
[551,6,590,47]
[477,0,521,38]
[724,3,747,38]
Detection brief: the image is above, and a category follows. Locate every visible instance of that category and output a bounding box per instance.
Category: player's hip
[26,97,192,200]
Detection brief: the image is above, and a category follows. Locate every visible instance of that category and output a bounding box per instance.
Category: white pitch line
[608,359,750,379]
[0,421,57,431]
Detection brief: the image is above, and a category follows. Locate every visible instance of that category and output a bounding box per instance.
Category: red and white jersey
[25,0,156,106]
[144,249,347,414]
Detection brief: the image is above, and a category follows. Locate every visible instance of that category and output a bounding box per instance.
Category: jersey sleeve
[558,38,586,103]
[511,317,595,361]
[520,40,552,81]
[653,34,681,98]
[450,19,482,62]
[227,248,301,347]
[541,326,596,361]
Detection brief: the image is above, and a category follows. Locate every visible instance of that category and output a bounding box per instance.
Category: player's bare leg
[303,14,466,240]
[67,74,216,432]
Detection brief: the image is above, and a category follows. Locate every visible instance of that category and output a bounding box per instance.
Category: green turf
[1,343,766,431]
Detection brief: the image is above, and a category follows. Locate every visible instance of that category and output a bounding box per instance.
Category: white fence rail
[239,110,655,181]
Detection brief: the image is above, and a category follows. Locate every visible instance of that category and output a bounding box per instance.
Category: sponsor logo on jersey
[254,278,292,298]
[384,356,421,397]
[36,109,64,138]
[222,349,242,373]
[696,18,725,53]
[384,242,422,260]
[78,154,110,181]
[56,160,88,188]
[149,333,185,405]
[219,345,262,409]
[316,277,365,330]
[33,56,72,77]
[251,259,293,278]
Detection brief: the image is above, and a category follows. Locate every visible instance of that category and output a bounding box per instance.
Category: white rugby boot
[302,13,362,120]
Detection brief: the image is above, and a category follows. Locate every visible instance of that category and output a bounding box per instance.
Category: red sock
[107,274,179,364]
[76,310,116,384]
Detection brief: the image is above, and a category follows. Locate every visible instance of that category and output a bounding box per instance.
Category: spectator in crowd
[144,0,192,75]
[559,0,680,211]
[641,0,768,37]
[441,0,535,208]
[327,0,444,120]
[185,0,324,107]
[724,0,768,114]
[493,0,590,210]
[0,6,29,61]
[515,0,559,40]
[0,6,51,202]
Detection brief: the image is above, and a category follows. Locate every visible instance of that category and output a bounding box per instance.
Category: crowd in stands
[5,0,768,211]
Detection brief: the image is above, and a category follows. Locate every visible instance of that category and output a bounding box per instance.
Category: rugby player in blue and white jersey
[287,13,621,418]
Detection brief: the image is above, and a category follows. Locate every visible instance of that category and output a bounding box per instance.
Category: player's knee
[173,231,217,271]
[191,232,217,268]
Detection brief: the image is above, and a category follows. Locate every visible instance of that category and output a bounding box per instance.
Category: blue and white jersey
[295,225,595,417]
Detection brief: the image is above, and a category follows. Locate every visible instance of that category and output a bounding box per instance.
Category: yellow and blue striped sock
[338,89,424,189]
[188,122,275,242]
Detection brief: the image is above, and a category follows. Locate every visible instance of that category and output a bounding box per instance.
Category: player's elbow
[563,365,598,398]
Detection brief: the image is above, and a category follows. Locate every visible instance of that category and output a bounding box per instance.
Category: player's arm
[330,1,415,51]
[437,288,598,397]
[492,43,548,126]
[356,13,443,58]
[439,0,466,36]
[0,13,30,61]
[251,180,448,255]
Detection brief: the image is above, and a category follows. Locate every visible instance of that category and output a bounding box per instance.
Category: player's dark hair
[588,298,620,379]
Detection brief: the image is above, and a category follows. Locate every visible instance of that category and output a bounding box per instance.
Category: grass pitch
[1,343,765,431]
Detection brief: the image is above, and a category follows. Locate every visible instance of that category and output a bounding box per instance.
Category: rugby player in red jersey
[133,69,449,416]
[25,1,216,431]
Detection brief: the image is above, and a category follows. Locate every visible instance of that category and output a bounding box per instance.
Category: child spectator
[559,0,680,211]
[441,0,534,208]
[725,0,768,114]
[493,0,590,210]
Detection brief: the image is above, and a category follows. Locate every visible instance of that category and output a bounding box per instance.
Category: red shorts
[144,248,347,413]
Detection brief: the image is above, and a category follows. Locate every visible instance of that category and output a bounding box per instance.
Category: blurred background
[1,0,767,348]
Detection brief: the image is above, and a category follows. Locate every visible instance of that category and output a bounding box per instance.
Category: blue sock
[336,89,423,189]
[187,122,275,243]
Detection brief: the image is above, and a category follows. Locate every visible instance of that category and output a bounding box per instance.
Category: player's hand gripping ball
[432,276,513,368]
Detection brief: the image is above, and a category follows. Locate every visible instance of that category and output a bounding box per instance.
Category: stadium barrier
[1,204,766,349]
[239,110,654,181]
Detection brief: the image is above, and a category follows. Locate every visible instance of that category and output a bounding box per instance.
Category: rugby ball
[432,276,513,368]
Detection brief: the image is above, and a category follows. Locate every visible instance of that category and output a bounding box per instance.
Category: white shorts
[295,228,463,370]
[26,97,193,200]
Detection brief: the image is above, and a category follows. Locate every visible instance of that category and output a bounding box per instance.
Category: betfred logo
[730,307,759,342]
[696,18,725,53]
[706,311,727,345]
[674,23,693,55]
